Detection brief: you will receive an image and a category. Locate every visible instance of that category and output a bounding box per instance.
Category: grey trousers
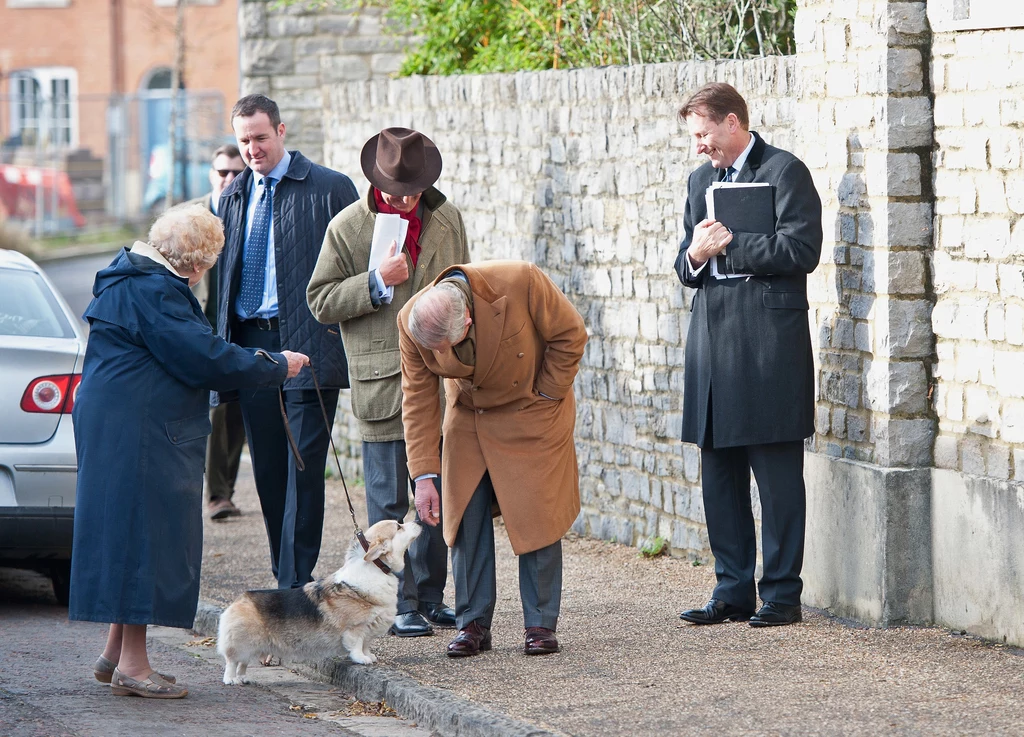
[453,472,562,631]
[362,440,448,614]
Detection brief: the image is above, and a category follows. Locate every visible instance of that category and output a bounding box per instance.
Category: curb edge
[194,600,561,737]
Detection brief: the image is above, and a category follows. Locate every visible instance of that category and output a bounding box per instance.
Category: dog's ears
[364,539,391,563]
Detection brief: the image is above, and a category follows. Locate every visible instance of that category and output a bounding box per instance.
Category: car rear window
[0,267,76,339]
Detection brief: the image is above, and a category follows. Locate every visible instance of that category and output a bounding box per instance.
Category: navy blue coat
[216,151,358,399]
[68,248,288,628]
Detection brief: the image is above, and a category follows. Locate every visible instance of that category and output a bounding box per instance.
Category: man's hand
[281,350,310,378]
[414,478,441,527]
[378,240,410,287]
[686,219,733,269]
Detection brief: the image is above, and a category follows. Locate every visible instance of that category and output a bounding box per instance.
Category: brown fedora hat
[361,127,442,197]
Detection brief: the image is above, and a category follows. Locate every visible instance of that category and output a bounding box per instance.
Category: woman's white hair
[148,203,224,273]
[408,282,468,349]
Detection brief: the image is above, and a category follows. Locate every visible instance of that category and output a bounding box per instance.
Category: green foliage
[285,0,796,74]
[639,535,669,558]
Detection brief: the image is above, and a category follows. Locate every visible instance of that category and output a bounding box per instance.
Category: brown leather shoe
[446,621,492,658]
[207,498,240,521]
[524,626,559,655]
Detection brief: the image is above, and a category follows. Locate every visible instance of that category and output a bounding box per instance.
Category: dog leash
[276,364,393,576]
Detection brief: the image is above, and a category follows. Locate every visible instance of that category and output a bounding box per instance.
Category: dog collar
[356,530,394,576]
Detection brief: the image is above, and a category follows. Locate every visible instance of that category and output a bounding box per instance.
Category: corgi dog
[217,519,421,684]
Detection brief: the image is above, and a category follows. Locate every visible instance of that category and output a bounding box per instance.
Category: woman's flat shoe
[109,668,187,699]
[94,655,176,684]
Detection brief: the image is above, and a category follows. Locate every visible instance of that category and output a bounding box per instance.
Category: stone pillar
[796,0,935,624]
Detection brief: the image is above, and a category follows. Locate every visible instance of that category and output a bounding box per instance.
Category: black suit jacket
[673,132,823,448]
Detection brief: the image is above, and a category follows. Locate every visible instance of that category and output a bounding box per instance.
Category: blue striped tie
[238,177,275,317]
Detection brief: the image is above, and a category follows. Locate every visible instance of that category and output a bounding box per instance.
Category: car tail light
[21,374,81,414]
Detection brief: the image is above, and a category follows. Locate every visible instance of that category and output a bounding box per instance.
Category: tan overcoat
[398,261,588,554]
[307,187,470,441]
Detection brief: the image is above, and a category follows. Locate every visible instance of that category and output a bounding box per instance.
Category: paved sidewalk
[199,461,1024,736]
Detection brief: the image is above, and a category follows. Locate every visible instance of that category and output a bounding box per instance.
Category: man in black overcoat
[673,83,822,627]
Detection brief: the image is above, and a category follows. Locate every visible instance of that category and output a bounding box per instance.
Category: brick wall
[930,28,1024,480]
[796,0,935,469]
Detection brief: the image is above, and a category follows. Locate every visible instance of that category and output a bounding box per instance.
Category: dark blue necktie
[238,177,275,317]
[715,167,737,274]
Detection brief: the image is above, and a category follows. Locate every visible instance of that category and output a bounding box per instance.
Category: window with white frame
[8,67,78,148]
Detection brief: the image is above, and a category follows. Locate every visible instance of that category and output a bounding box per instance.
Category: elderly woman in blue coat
[69,204,309,699]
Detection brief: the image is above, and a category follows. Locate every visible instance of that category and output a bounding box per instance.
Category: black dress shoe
[389,611,434,637]
[679,598,754,625]
[749,602,802,627]
[419,602,456,628]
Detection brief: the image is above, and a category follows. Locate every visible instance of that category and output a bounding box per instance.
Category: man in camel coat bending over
[398,261,588,657]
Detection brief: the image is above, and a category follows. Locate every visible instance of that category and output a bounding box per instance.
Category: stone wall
[238,0,410,165]
[321,59,799,557]
[239,0,1024,644]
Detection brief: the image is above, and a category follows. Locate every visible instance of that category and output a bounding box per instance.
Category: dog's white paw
[223,676,243,686]
[349,651,377,665]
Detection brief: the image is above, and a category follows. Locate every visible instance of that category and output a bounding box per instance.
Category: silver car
[0,248,85,604]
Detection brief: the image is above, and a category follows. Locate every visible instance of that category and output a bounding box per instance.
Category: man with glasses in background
[187,144,248,520]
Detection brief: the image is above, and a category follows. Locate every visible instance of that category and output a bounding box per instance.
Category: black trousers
[700,439,806,610]
[232,320,339,589]
[205,400,246,503]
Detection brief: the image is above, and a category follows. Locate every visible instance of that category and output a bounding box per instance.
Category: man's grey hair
[408,282,468,349]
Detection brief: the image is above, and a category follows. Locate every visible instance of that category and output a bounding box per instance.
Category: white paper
[368,213,409,303]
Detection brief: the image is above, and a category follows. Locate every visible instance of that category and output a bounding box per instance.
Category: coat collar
[735,131,766,183]
[129,241,182,278]
[222,150,312,200]
[433,264,504,386]
[714,131,766,184]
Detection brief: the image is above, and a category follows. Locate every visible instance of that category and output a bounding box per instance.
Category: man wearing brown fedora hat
[308,127,469,637]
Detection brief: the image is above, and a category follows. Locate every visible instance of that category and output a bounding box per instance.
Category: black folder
[712,185,776,235]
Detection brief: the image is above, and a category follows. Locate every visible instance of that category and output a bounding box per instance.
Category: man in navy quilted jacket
[215,94,358,589]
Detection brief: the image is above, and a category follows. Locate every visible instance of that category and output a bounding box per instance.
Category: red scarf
[373,189,423,267]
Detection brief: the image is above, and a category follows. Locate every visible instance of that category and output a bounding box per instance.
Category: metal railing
[0,90,228,235]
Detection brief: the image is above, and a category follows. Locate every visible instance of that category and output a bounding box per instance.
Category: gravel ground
[201,459,1024,736]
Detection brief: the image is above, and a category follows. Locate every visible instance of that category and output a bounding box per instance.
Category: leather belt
[238,316,279,331]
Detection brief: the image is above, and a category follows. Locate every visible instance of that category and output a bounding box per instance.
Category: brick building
[0,0,239,220]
